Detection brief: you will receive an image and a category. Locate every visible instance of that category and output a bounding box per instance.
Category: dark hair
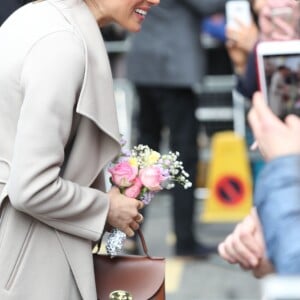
[278,65,288,71]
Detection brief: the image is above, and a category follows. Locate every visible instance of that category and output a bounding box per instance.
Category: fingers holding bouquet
[107,186,144,237]
[134,212,144,224]
[129,213,144,234]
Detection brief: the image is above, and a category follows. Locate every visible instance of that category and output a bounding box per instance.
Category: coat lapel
[48,0,121,187]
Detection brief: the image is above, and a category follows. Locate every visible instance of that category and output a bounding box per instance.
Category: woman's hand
[218,208,274,278]
[248,92,300,161]
[106,186,144,237]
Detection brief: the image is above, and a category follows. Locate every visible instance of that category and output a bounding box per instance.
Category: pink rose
[109,161,138,187]
[124,177,143,198]
[139,166,164,191]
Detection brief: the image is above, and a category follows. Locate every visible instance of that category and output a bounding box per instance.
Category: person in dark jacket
[126,0,226,257]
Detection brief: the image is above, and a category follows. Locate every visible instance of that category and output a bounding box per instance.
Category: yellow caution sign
[201,131,252,222]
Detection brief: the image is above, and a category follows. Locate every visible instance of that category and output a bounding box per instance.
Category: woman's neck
[84,0,110,26]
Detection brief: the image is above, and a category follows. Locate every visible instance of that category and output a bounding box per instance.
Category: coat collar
[48,0,121,145]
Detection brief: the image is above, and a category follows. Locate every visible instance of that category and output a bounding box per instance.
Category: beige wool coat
[0,0,121,299]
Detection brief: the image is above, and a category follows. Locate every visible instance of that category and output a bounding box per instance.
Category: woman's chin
[121,21,142,33]
[128,25,142,33]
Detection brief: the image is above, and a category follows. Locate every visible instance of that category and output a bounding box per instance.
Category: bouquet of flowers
[106,143,192,256]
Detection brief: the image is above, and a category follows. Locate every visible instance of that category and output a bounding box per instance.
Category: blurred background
[101,12,264,299]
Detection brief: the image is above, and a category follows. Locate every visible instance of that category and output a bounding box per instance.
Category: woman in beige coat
[0,0,159,299]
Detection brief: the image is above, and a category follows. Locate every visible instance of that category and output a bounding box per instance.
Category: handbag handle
[136,228,150,257]
[94,228,151,257]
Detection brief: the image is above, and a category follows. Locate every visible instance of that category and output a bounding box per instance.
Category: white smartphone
[225,0,252,29]
[256,40,300,119]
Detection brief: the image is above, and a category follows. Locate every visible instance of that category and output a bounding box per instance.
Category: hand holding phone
[256,40,300,119]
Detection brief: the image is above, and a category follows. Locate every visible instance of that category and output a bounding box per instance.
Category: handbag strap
[137,228,150,257]
[133,229,163,260]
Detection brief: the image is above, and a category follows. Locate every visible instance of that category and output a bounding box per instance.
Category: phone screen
[260,53,300,119]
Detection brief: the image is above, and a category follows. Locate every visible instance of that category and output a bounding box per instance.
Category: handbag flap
[94,254,165,299]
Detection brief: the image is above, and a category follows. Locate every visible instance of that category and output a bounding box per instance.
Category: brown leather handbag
[93,229,165,300]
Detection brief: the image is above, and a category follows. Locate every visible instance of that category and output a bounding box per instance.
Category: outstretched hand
[218,208,274,278]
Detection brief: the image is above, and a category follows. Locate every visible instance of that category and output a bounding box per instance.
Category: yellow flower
[129,157,138,167]
[145,151,160,166]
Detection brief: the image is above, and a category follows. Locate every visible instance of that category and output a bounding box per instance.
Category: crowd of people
[218,0,300,277]
[1,0,300,299]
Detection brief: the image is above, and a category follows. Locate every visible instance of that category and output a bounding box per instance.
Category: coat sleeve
[7,30,109,242]
[236,49,258,99]
[255,154,300,274]
[179,0,226,17]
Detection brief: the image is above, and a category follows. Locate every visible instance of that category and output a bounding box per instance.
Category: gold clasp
[109,290,133,300]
